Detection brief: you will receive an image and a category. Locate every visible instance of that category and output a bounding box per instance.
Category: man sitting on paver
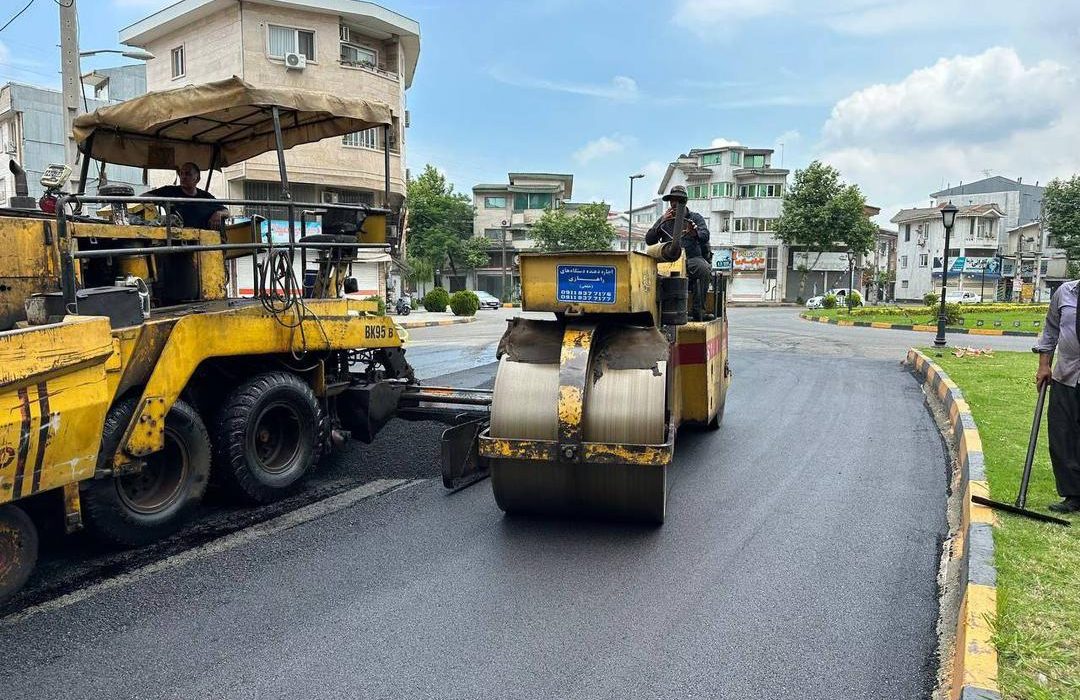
[1034,279,1080,514]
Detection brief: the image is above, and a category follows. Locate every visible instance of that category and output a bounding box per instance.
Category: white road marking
[3,478,425,625]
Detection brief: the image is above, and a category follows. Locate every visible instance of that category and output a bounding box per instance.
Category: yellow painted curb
[912,324,937,332]
[905,348,1000,700]
[969,328,1004,336]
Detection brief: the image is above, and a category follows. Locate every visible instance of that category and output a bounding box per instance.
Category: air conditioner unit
[339,25,350,42]
[284,52,307,70]
[322,191,339,204]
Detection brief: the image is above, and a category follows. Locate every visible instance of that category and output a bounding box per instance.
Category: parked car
[946,291,982,304]
[825,288,852,299]
[473,290,502,309]
[805,296,825,309]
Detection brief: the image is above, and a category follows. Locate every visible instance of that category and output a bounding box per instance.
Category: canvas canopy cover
[72,76,393,170]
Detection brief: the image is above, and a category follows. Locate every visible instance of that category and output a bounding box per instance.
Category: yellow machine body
[0,316,114,507]
[0,209,399,601]
[480,249,729,523]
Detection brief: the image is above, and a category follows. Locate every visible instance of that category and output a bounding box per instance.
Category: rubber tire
[213,371,325,504]
[82,398,211,547]
[0,504,38,606]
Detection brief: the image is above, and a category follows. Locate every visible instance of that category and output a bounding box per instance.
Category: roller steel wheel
[83,398,211,547]
[489,356,668,523]
[214,372,325,504]
[0,504,38,605]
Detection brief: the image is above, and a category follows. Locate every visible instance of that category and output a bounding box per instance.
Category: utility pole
[59,0,82,183]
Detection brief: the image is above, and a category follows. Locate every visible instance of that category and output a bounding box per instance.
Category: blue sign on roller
[557,264,617,304]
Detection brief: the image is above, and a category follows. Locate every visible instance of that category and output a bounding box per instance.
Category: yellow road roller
[462,205,731,523]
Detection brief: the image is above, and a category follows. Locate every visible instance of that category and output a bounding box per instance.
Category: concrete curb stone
[906,348,1001,700]
[802,313,1037,337]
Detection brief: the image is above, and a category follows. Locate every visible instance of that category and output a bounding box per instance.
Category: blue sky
[3,0,1080,223]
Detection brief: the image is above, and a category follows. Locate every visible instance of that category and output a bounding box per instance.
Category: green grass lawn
[924,349,1080,699]
[806,307,1046,332]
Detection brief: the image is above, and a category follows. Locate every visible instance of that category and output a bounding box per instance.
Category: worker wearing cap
[646,185,713,321]
[1034,278,1080,514]
[145,161,229,230]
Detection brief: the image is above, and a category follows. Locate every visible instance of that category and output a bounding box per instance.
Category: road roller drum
[474,238,730,524]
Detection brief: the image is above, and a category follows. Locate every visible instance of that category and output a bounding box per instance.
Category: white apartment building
[891,204,1004,301]
[470,173,574,298]
[894,177,1053,302]
[658,145,788,302]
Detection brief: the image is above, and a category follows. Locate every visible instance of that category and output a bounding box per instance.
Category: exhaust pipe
[7,160,37,209]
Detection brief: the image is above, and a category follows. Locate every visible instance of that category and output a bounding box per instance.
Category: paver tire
[213,371,325,504]
[83,397,211,547]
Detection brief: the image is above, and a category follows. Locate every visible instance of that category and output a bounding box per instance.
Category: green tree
[775,161,877,299]
[405,165,479,278]
[1044,175,1080,265]
[530,203,616,252]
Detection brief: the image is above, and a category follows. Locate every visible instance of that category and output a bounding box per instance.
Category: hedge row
[846,303,1048,318]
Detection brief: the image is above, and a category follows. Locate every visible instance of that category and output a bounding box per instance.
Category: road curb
[905,348,1001,700]
[801,313,1037,337]
[397,316,478,329]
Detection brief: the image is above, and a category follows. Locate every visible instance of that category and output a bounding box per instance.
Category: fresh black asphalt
[0,337,948,700]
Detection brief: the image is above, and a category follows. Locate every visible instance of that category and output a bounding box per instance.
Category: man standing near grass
[1034,278,1080,514]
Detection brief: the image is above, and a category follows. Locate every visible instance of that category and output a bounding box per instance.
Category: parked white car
[805,296,825,309]
[946,291,982,304]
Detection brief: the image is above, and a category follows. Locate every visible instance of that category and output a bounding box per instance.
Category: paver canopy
[72,76,393,170]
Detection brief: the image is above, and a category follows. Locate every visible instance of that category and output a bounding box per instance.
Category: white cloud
[489,68,640,101]
[673,0,1080,37]
[823,48,1072,146]
[814,47,1080,224]
[710,137,742,148]
[573,135,635,165]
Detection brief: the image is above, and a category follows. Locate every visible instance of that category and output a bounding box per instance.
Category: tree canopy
[1044,175,1080,262]
[776,160,877,256]
[530,203,616,252]
[405,165,483,278]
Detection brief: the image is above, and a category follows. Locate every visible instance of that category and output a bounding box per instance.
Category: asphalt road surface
[1,308,962,699]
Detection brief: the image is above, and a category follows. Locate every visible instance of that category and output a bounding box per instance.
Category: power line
[0,0,36,35]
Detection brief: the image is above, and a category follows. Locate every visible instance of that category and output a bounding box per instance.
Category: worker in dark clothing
[145,161,228,230]
[1034,278,1080,514]
[646,185,713,321]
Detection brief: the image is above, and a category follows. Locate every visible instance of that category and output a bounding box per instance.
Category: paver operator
[646,185,714,321]
[145,161,229,230]
[1034,278,1080,514]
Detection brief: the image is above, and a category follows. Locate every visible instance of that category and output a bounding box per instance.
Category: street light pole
[628,173,644,251]
[500,219,509,303]
[934,202,959,348]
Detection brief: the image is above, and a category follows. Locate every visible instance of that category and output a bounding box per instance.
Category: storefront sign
[257,218,323,244]
[733,248,766,271]
[792,251,850,272]
[713,248,732,271]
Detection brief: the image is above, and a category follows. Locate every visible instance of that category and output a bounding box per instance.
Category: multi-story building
[894,176,1048,302]
[470,172,574,298]
[120,0,417,218]
[0,66,147,204]
[119,0,419,298]
[658,145,788,302]
[891,204,1004,301]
